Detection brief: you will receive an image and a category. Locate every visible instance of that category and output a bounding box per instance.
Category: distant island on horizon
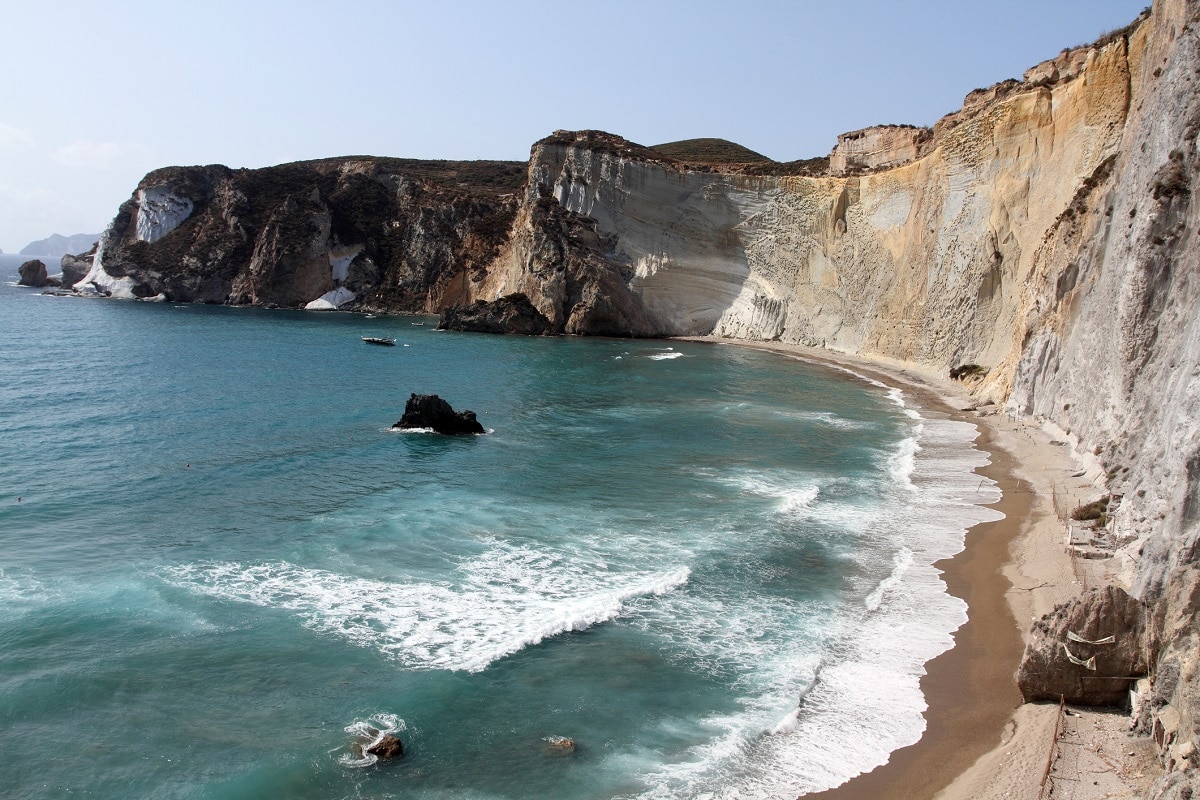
[19,232,101,259]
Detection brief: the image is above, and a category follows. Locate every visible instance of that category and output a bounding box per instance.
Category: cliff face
[78,158,525,312]
[456,3,1200,781]
[484,29,1139,377]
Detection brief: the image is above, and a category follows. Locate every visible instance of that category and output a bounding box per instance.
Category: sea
[0,252,1002,800]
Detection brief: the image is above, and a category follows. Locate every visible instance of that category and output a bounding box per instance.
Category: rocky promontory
[74,157,526,311]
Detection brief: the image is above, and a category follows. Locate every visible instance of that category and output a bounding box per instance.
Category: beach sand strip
[676,337,1162,800]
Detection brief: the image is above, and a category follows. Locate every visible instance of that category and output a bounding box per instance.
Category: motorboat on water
[361,336,396,346]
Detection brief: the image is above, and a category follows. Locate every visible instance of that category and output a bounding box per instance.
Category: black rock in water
[392,394,485,435]
[18,259,57,288]
[366,734,404,760]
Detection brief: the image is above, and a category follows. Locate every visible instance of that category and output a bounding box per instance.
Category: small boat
[361,336,396,347]
[365,313,377,319]
[411,322,425,326]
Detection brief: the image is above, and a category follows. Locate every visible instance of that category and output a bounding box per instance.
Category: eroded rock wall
[485,26,1136,384]
[82,158,524,311]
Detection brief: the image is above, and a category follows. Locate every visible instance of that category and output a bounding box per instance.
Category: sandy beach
[677,337,1162,800]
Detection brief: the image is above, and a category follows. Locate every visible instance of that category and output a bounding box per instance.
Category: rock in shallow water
[366,734,404,760]
[392,393,485,435]
[18,259,57,288]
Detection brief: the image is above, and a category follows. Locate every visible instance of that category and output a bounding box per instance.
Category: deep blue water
[0,254,1000,799]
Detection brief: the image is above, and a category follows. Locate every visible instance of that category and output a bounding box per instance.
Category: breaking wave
[162,544,689,673]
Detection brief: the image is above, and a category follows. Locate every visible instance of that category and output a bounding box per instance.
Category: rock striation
[828,125,932,176]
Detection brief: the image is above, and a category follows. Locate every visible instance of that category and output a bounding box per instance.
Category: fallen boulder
[1017,584,1151,706]
[392,394,485,435]
[438,293,554,335]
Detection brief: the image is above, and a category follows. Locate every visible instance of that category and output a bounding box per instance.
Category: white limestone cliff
[73,226,137,299]
[135,186,195,243]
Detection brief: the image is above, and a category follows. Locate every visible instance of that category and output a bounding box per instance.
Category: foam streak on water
[164,546,690,673]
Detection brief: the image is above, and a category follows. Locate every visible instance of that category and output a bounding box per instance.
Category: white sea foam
[648,351,685,360]
[625,384,1005,799]
[714,470,822,517]
[163,543,689,673]
[0,566,57,614]
[864,547,914,612]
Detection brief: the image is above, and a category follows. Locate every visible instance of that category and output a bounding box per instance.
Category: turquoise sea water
[0,254,1001,799]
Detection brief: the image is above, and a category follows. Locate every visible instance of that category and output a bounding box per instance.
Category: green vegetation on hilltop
[650,138,772,164]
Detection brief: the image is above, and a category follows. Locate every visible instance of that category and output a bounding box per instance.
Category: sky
[1,0,1149,254]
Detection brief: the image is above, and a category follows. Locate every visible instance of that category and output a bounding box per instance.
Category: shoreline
[675,337,1158,800]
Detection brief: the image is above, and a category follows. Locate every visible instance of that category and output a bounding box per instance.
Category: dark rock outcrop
[465,178,660,336]
[366,734,404,760]
[18,259,57,287]
[1018,585,1151,705]
[439,293,554,335]
[60,246,96,289]
[392,394,485,435]
[89,158,525,308]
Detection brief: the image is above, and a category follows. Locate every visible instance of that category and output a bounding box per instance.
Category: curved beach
[680,337,1159,800]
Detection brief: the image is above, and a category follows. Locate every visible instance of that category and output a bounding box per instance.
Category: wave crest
[162,549,689,672]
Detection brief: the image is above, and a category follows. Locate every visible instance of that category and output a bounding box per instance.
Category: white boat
[361,337,396,347]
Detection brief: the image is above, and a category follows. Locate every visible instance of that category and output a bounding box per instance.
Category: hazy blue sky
[1,0,1148,253]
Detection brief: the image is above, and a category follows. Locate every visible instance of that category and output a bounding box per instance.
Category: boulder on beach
[392,394,485,435]
[1017,585,1151,706]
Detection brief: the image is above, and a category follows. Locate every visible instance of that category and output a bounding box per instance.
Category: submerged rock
[542,735,577,755]
[1017,585,1151,706]
[392,393,485,435]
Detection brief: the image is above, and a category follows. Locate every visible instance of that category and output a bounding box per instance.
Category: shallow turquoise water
[0,254,1000,799]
